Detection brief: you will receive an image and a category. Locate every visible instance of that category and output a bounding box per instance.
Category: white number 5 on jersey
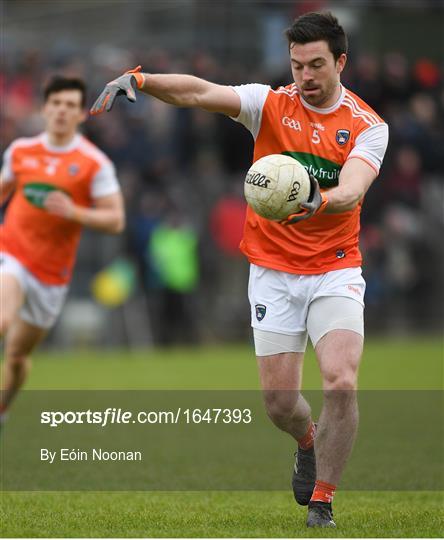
[311,129,321,144]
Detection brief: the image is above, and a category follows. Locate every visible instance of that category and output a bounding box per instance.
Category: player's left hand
[44,191,76,220]
[280,175,328,225]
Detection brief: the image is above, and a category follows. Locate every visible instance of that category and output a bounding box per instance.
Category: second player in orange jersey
[0,77,125,422]
[91,11,388,528]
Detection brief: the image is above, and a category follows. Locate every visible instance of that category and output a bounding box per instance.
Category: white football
[244,154,311,221]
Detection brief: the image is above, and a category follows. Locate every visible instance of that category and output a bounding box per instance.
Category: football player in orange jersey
[0,78,125,423]
[91,11,388,528]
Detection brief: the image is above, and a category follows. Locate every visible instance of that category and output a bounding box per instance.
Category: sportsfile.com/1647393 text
[40,408,253,427]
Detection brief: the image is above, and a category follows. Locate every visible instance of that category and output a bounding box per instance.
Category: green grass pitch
[1,337,443,537]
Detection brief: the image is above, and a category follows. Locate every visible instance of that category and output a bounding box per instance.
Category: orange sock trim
[311,480,336,504]
[297,421,316,450]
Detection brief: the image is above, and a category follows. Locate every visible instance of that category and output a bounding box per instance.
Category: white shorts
[248,264,365,354]
[0,252,68,329]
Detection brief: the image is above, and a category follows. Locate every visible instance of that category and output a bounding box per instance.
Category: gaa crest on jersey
[68,164,80,176]
[22,157,39,169]
[255,304,267,321]
[336,129,350,146]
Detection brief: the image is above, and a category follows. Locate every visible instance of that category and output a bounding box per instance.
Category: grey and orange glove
[90,66,145,115]
[280,174,328,225]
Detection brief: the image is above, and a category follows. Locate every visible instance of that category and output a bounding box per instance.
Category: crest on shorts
[336,129,350,146]
[255,304,267,321]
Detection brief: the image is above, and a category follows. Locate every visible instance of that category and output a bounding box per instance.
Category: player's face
[43,90,86,136]
[289,40,346,107]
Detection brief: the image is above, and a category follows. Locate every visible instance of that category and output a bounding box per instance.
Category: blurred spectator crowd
[1,44,443,343]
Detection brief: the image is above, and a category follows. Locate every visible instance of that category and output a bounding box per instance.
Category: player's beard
[302,79,339,107]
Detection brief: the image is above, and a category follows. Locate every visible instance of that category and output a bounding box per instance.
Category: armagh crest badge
[68,163,80,176]
[336,129,350,145]
[255,304,267,321]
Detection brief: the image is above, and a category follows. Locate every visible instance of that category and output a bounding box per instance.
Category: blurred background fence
[1,0,443,347]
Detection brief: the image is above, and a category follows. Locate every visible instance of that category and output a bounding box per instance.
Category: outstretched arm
[140,74,241,115]
[90,66,241,117]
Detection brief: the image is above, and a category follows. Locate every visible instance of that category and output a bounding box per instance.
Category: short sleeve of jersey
[90,160,120,199]
[347,123,389,173]
[230,84,270,139]
[1,143,16,183]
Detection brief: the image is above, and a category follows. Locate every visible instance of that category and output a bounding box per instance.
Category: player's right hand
[90,66,144,115]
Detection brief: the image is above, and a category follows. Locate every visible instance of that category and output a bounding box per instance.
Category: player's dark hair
[285,12,348,61]
[43,77,87,108]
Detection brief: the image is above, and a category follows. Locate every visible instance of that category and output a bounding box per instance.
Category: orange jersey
[0,133,119,285]
[231,84,389,274]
